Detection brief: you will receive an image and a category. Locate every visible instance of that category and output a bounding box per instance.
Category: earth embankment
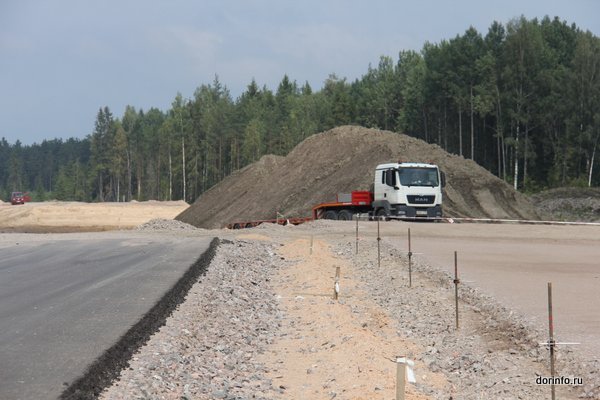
[531,187,600,222]
[177,125,539,229]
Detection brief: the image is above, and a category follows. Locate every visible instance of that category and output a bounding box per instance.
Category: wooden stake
[548,282,556,400]
[454,251,460,329]
[355,213,359,255]
[310,235,314,255]
[407,228,412,287]
[377,218,381,268]
[538,283,580,399]
[396,359,406,400]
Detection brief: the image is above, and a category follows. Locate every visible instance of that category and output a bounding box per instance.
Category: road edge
[60,237,220,400]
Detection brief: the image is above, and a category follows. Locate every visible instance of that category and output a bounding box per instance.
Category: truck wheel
[233,223,241,229]
[323,210,338,220]
[245,223,253,228]
[337,210,353,221]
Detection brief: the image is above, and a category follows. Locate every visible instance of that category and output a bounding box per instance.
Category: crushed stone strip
[100,239,284,400]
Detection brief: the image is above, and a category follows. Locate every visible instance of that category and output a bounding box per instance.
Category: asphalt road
[0,232,213,400]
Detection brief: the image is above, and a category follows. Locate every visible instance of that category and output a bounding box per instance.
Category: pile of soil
[531,187,600,222]
[177,126,539,228]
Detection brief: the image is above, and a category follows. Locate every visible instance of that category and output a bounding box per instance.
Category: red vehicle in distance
[10,192,30,205]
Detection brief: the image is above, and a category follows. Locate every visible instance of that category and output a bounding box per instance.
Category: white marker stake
[333,266,341,300]
[396,357,416,400]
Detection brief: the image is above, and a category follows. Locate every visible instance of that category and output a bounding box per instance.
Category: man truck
[228,162,445,229]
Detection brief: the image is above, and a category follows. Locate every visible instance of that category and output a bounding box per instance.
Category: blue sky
[1,1,598,145]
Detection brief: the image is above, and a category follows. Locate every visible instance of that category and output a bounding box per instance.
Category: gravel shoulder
[99,221,597,399]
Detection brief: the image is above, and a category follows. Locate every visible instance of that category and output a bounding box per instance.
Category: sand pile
[0,201,189,232]
[177,126,539,228]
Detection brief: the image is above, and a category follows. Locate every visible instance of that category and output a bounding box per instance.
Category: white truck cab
[372,162,444,218]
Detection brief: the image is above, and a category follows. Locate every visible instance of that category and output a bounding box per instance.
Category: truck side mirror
[385,169,394,186]
[388,169,398,187]
[441,171,446,187]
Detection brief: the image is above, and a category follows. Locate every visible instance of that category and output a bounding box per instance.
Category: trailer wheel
[245,222,253,228]
[376,208,389,221]
[337,209,353,221]
[323,210,338,220]
[233,223,241,229]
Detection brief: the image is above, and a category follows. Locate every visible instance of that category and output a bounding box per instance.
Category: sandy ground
[255,236,446,399]
[0,201,188,232]
[383,222,600,365]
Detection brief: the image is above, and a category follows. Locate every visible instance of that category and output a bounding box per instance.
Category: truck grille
[407,195,435,205]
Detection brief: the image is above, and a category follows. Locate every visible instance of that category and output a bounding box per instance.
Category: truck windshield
[398,167,439,187]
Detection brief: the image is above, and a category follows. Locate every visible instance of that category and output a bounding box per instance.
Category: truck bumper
[395,205,442,218]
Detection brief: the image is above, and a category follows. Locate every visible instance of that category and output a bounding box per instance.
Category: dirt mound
[530,187,600,222]
[177,126,539,228]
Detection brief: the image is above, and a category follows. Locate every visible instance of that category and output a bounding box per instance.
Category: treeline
[1,16,599,203]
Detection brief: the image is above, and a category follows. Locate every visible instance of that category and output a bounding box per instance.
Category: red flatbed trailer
[311,191,374,220]
[227,216,313,229]
[227,191,374,229]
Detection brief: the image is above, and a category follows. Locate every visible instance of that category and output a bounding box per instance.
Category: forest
[1,16,599,203]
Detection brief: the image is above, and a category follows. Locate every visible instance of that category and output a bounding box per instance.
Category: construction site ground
[97,219,598,399]
[0,197,598,398]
